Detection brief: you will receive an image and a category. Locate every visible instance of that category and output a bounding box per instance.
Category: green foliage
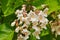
[0,0,60,40]
[0,23,14,40]
[1,0,23,16]
[28,34,36,40]
[1,0,60,16]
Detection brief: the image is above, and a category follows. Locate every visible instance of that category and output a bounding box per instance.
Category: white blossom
[22,24,28,28]
[51,28,55,33]
[11,21,15,27]
[20,29,30,40]
[31,18,38,23]
[51,23,56,33]
[56,26,60,35]
[22,7,26,11]
[33,31,40,39]
[17,34,24,40]
[58,14,60,19]
[41,4,46,8]
[11,4,49,40]
[38,15,45,23]
[23,36,29,40]
[15,9,20,15]
[32,6,36,11]
[43,8,49,17]
[38,15,48,24]
[17,34,29,40]
[39,11,43,15]
[22,17,30,25]
[44,18,48,24]
[15,10,23,20]
[21,29,30,36]
[32,25,40,31]
[40,23,47,29]
[32,21,38,26]
[19,21,23,25]
[22,4,26,11]
[15,26,20,33]
[28,10,33,17]
[17,14,23,20]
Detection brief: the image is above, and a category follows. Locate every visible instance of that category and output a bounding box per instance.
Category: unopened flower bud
[15,26,20,33]
[11,21,15,27]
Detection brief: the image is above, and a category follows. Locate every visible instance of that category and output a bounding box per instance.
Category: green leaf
[0,23,14,40]
[33,0,60,14]
[0,14,16,40]
[1,0,23,16]
[40,29,49,37]
[28,34,36,40]
[45,0,60,14]
[1,0,60,16]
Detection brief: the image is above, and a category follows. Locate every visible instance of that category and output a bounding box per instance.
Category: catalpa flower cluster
[11,4,49,40]
[50,13,60,37]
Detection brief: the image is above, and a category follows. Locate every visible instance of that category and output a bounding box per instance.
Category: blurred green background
[0,0,60,40]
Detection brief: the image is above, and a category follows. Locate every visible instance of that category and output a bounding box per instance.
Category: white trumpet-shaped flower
[17,14,23,20]
[43,8,49,17]
[38,15,48,24]
[28,10,33,18]
[23,36,29,40]
[32,25,40,31]
[28,10,37,22]
[20,29,30,40]
[40,23,47,29]
[43,8,49,13]
[17,34,29,40]
[51,22,57,33]
[30,17,36,22]
[17,34,24,40]
[22,17,30,25]
[33,31,40,39]
[22,7,26,11]
[56,26,60,35]
[21,29,30,36]
[29,10,35,18]
[38,15,45,23]
[32,21,38,26]
[30,12,38,22]
[22,4,26,12]
[44,18,48,24]
[22,24,28,28]
[15,9,20,14]
[15,10,23,20]
[39,10,43,15]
